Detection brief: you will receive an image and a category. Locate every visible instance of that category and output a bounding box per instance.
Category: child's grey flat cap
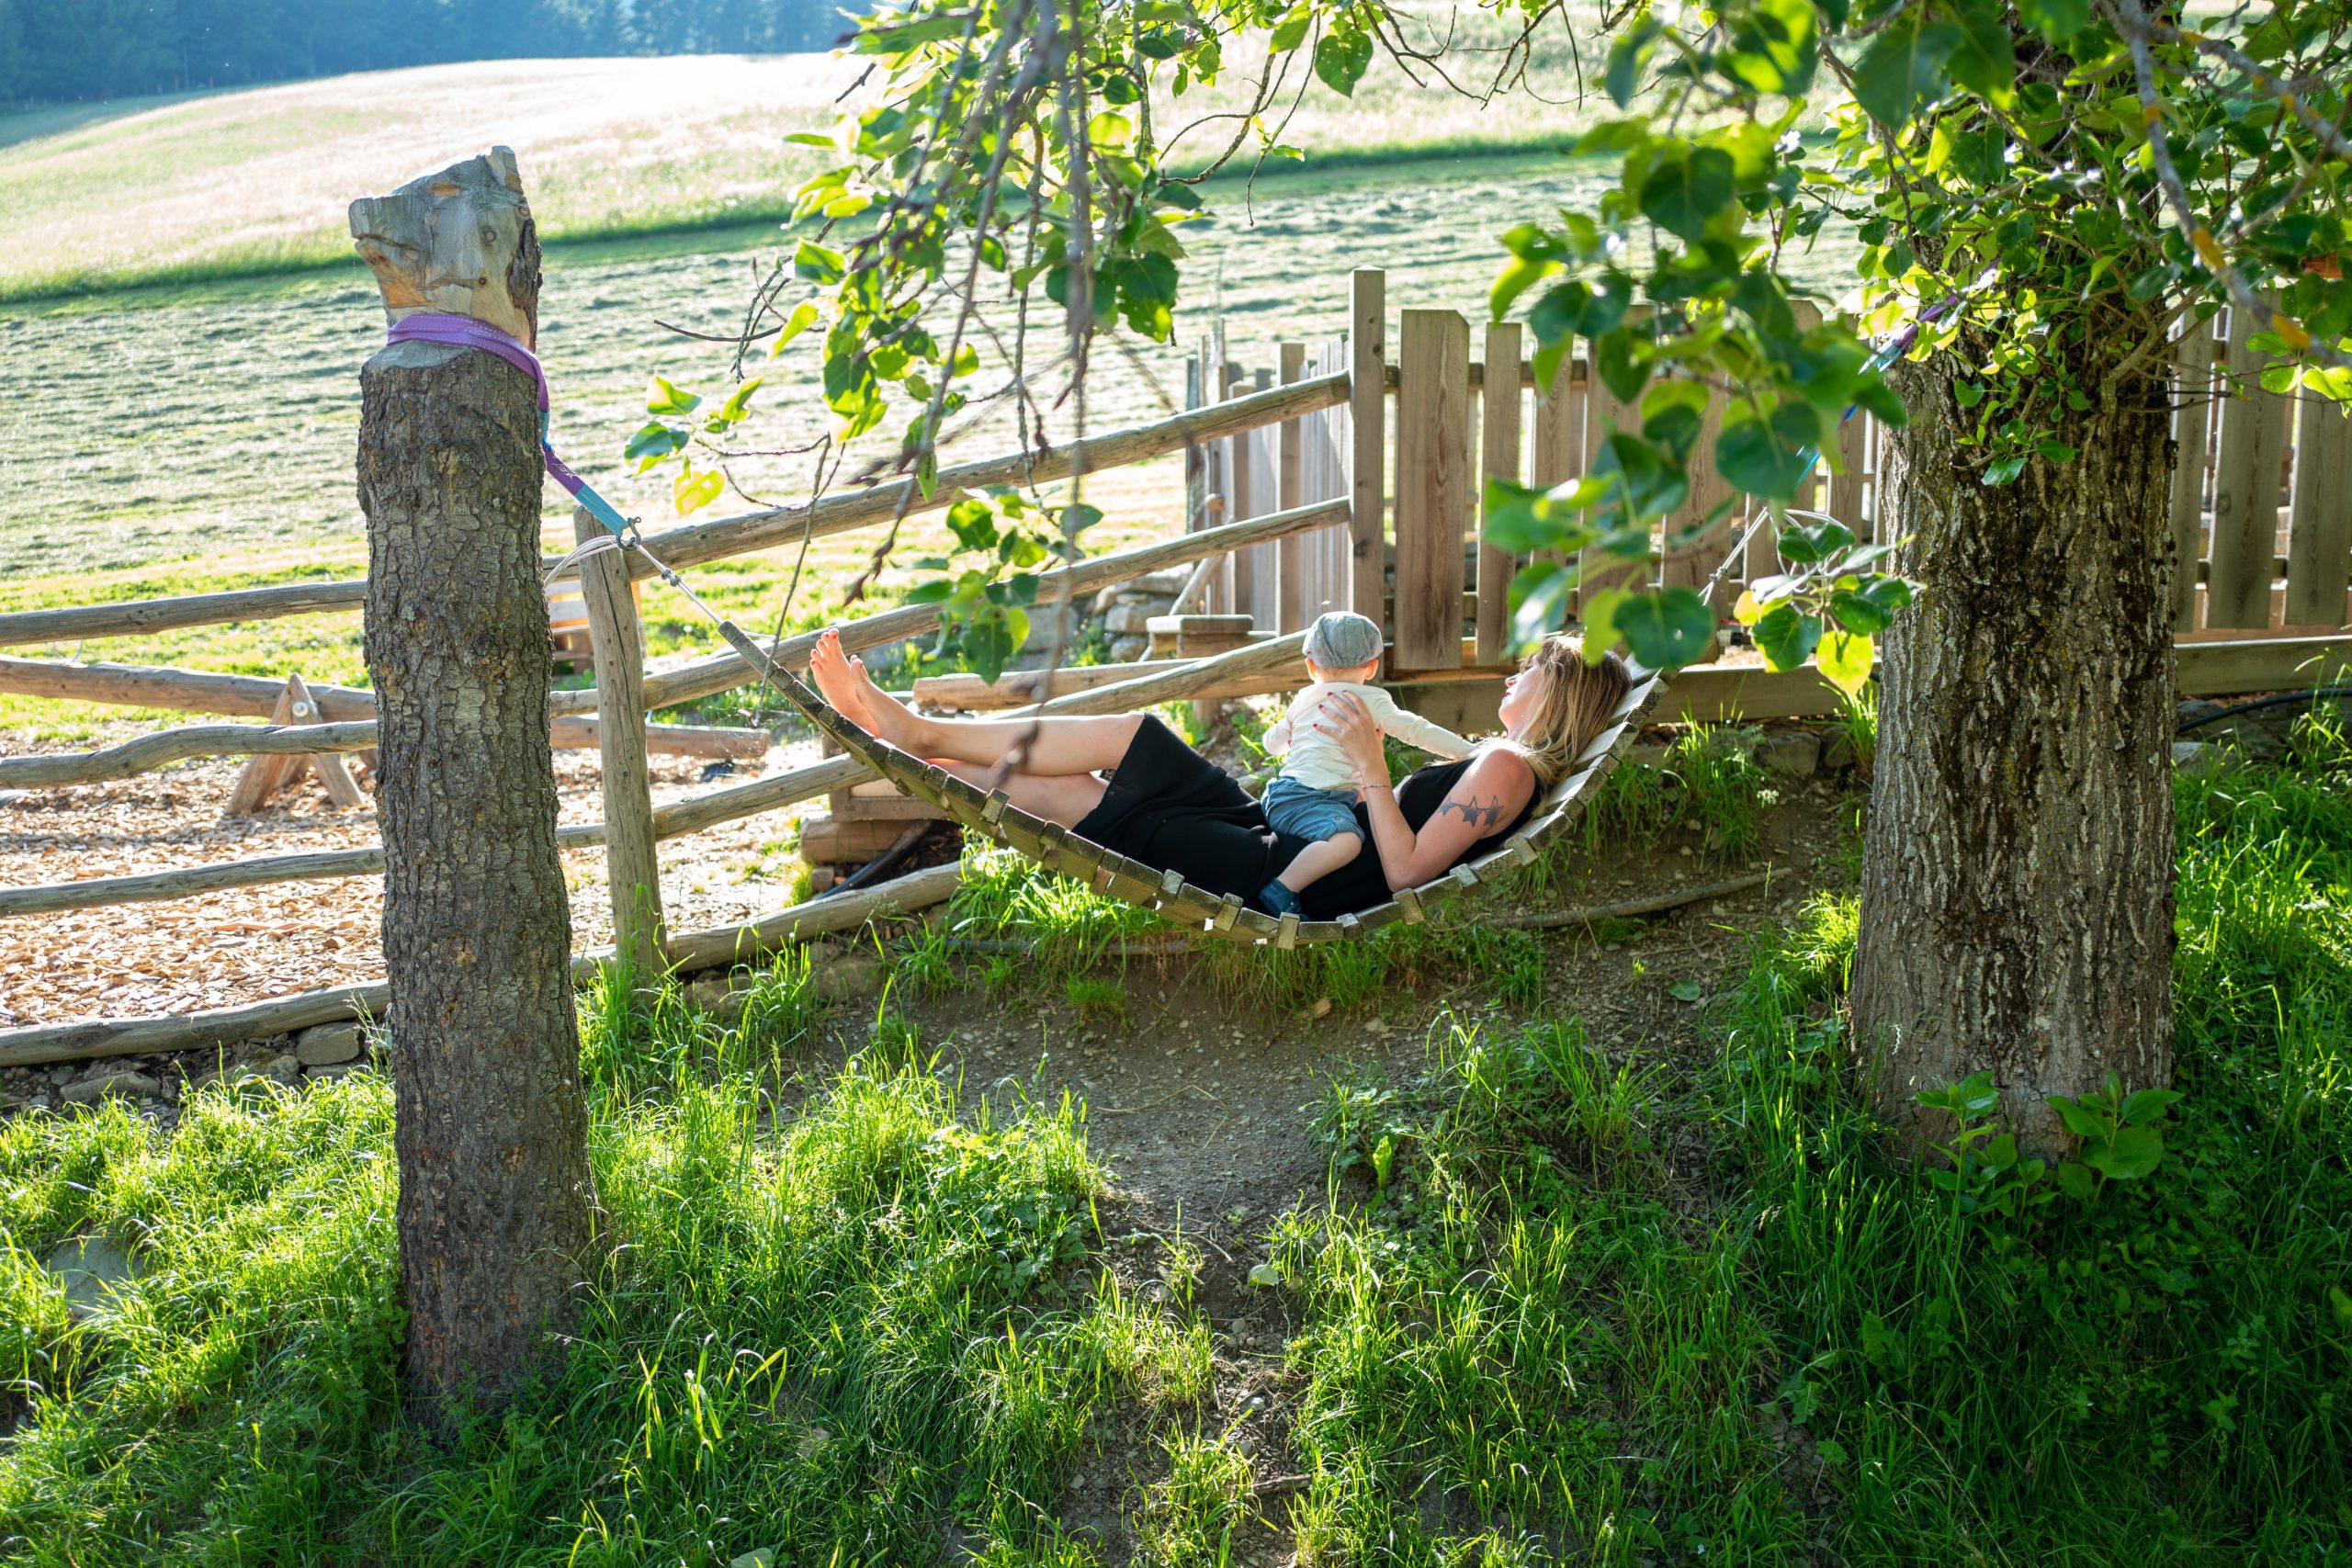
[1305,611,1384,670]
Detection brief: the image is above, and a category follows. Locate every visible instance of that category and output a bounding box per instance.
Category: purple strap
[384,311,627,532]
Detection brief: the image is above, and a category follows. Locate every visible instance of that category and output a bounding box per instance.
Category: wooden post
[2284,393,2352,628]
[1476,321,1522,666]
[1278,341,1308,634]
[1578,333,1647,617]
[1350,269,1387,619]
[2209,310,2292,628]
[350,147,596,1432]
[573,508,668,978]
[1394,310,1470,671]
[1531,343,1582,611]
[2169,315,2220,630]
[223,676,316,816]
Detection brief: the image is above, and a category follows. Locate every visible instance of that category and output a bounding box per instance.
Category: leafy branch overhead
[639,0,2351,673]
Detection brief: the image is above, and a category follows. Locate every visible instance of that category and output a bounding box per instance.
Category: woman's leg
[935,761,1109,828]
[810,629,1142,777]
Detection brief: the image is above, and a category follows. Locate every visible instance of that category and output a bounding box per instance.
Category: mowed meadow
[0,43,1858,739]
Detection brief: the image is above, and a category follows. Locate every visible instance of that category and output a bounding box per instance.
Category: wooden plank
[2284,393,2352,626]
[1477,321,1523,665]
[1577,336,1647,620]
[575,507,667,976]
[2169,314,2221,629]
[1660,378,1735,662]
[1278,341,1309,633]
[2209,310,2293,627]
[222,677,313,815]
[1351,268,1388,617]
[1530,345,1582,614]
[1394,309,1471,671]
[295,672,369,808]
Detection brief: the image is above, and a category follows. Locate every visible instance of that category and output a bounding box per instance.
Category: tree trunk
[1852,340,2177,1156]
[356,172,596,1426]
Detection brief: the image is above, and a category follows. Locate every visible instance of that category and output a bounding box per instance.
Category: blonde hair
[1487,634,1634,790]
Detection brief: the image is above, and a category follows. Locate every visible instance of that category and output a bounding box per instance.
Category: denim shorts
[1259,774,1364,843]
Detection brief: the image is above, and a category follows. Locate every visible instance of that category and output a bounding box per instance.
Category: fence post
[349,146,596,1429]
[1278,341,1307,633]
[1477,321,1522,666]
[1350,269,1387,619]
[2209,310,2292,628]
[2284,393,2352,628]
[1394,309,1470,671]
[573,508,667,979]
[2169,316,2219,630]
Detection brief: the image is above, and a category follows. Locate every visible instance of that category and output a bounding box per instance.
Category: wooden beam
[0,862,965,1068]
[1350,268,1387,617]
[2169,320,2219,629]
[1393,309,1470,671]
[222,675,321,815]
[2285,395,2352,627]
[578,495,1352,717]
[0,376,1351,651]
[1278,341,1308,634]
[576,508,666,976]
[1477,321,1522,666]
[2208,315,2292,627]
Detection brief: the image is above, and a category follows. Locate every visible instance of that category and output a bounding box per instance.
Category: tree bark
[1852,340,2177,1156]
[356,207,597,1423]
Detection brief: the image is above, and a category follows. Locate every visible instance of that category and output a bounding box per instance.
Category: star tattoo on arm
[1438,795,1503,829]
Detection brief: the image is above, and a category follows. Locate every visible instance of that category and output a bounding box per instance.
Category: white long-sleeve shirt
[1262,681,1476,791]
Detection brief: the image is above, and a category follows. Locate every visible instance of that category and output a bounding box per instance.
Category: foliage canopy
[640,0,2352,672]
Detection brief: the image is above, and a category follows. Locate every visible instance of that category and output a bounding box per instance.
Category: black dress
[1069,717,1532,917]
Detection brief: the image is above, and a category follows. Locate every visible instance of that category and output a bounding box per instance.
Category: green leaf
[709,377,763,426]
[1593,431,1688,518]
[1851,13,1962,128]
[1828,587,1891,636]
[1638,148,1737,244]
[904,580,956,604]
[1269,5,1310,52]
[1668,979,1705,1003]
[1247,1262,1283,1287]
[2048,1093,2109,1142]
[1615,587,1717,668]
[2054,1161,2097,1201]
[1509,559,1577,645]
[767,301,820,359]
[1752,602,1820,671]
[1579,586,1629,660]
[673,467,724,515]
[793,240,846,286]
[2119,1088,2185,1124]
[624,422,687,467]
[2086,1123,2164,1180]
[1606,17,1663,108]
[1723,0,1818,97]
[1314,29,1374,96]
[647,376,702,416]
[2018,0,2090,43]
[1945,0,2018,104]
[1717,402,1815,500]
[1816,628,1873,696]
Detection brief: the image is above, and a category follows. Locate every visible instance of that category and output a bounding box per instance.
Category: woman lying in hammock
[808,627,1634,919]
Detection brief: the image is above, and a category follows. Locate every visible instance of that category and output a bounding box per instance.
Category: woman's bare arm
[1312,694,1535,891]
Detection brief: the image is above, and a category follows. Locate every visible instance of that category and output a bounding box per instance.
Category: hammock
[713,619,1671,949]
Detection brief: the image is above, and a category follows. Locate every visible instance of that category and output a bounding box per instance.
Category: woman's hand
[1311,692,1389,788]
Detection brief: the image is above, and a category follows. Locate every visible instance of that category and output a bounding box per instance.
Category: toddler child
[1256,610,1474,915]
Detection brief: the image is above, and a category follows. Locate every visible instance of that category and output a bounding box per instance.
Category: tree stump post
[350,147,597,1430]
[572,505,667,980]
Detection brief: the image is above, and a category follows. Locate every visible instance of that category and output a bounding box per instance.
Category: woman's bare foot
[808,628,882,734]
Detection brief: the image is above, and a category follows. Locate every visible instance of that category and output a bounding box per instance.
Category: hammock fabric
[717,621,1672,948]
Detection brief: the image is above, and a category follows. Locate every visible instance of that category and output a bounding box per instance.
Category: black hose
[819,819,944,897]
[2175,686,2352,734]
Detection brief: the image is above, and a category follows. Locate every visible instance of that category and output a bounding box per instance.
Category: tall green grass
[0,964,1212,1563]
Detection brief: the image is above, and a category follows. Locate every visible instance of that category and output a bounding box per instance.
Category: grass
[5,728,2352,1561]
[11,703,2341,1562]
